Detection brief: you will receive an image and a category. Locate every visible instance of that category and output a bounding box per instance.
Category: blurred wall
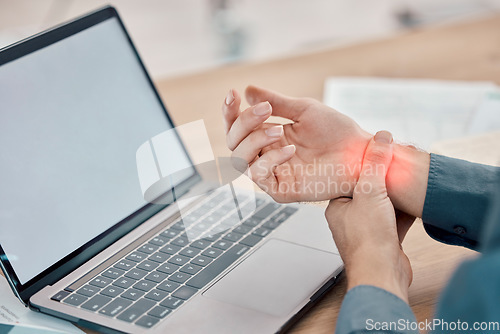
[1,0,500,79]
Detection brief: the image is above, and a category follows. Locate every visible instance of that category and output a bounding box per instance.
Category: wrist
[386,144,430,217]
[345,254,411,303]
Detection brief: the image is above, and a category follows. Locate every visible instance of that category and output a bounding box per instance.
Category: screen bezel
[0,6,201,303]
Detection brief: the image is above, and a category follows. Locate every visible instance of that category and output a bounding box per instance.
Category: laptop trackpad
[203,239,338,317]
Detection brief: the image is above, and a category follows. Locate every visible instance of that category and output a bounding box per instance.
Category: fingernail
[374,130,393,144]
[281,144,296,155]
[253,101,271,116]
[225,89,235,105]
[265,125,283,137]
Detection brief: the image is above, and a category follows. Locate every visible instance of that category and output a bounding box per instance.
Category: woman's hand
[325,131,414,302]
[222,85,371,203]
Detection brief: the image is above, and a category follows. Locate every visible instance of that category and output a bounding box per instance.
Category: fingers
[245,85,305,121]
[226,101,272,151]
[222,89,242,133]
[247,145,295,195]
[354,130,394,196]
[231,124,284,165]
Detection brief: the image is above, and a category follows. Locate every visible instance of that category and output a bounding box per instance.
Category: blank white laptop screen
[0,17,194,284]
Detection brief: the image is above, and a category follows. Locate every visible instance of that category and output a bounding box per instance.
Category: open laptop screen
[0,14,195,285]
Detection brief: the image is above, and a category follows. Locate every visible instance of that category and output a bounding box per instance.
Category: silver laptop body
[0,6,343,334]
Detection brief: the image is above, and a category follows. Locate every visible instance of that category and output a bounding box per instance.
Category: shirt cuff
[422,154,498,250]
[336,285,417,334]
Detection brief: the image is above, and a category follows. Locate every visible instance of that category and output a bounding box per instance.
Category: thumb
[355,130,394,196]
[245,85,304,121]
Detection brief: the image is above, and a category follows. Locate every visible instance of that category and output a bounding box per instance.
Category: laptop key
[149,236,168,247]
[161,229,180,239]
[172,286,198,300]
[125,268,148,280]
[144,289,168,302]
[133,280,156,292]
[101,286,124,298]
[213,240,233,250]
[149,252,169,263]
[171,236,189,247]
[114,259,135,271]
[252,227,271,237]
[160,296,184,309]
[157,263,179,275]
[126,251,147,263]
[169,221,185,231]
[180,263,202,275]
[89,276,112,288]
[179,247,201,258]
[99,298,133,317]
[159,244,181,255]
[81,294,112,311]
[269,211,291,224]
[102,268,125,280]
[136,315,159,328]
[168,272,191,284]
[240,234,263,247]
[191,256,212,267]
[233,225,252,234]
[63,294,88,306]
[117,299,155,323]
[51,290,70,302]
[76,285,100,297]
[283,206,298,215]
[242,217,262,228]
[209,225,227,235]
[121,288,145,301]
[201,247,223,259]
[148,306,171,319]
[223,232,244,242]
[186,244,250,289]
[144,271,168,283]
[113,277,136,289]
[254,203,281,219]
[156,281,179,293]
[137,260,159,272]
[262,219,280,230]
[167,255,190,266]
[191,239,211,249]
[138,244,158,254]
[192,222,211,231]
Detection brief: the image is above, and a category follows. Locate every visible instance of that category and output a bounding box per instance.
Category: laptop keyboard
[50,190,298,329]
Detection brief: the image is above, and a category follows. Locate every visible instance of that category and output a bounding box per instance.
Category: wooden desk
[153,14,500,333]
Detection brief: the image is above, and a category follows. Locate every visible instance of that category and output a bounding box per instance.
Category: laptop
[0,6,343,334]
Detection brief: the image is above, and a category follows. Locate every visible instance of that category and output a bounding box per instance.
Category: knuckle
[365,147,388,163]
[299,97,319,112]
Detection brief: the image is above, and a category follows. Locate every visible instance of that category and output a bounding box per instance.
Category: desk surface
[153,14,500,333]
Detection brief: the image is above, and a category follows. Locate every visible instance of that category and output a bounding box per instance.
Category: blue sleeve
[434,176,500,329]
[336,285,418,334]
[422,154,499,250]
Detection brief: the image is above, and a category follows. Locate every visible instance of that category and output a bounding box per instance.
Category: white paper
[467,92,500,135]
[0,275,83,333]
[323,77,499,150]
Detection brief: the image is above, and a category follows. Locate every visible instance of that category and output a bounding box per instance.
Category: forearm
[386,146,499,249]
[386,143,430,218]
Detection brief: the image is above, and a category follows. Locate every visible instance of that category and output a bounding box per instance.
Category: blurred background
[2,0,500,80]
